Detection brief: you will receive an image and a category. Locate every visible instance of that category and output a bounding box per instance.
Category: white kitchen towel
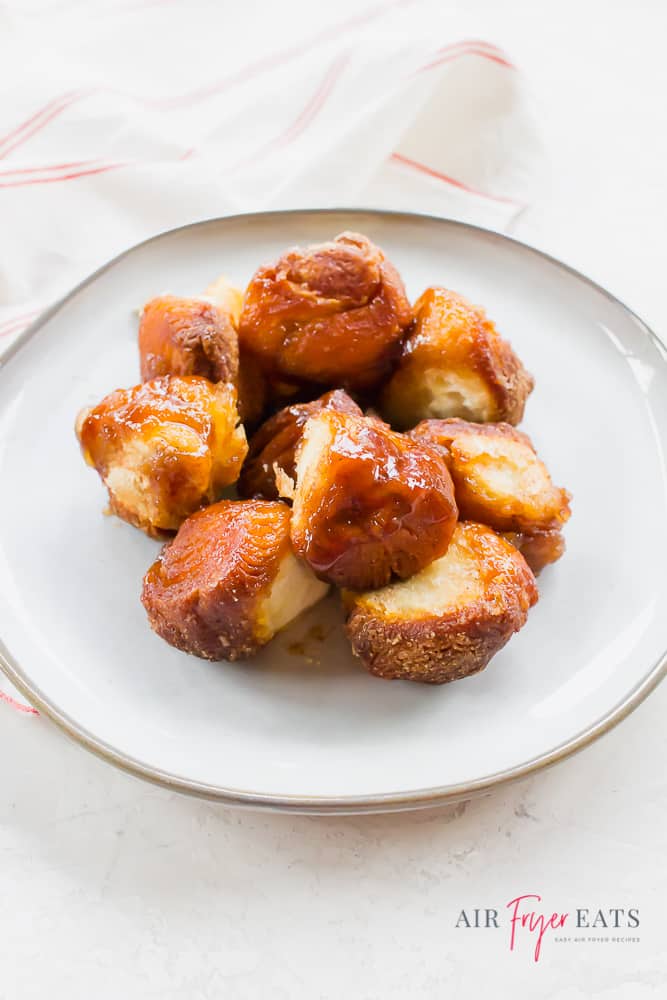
[0,0,542,711]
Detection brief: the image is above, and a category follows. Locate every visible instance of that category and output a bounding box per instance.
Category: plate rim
[1,207,666,814]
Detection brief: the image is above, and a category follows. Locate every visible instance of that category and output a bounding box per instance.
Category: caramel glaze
[142,500,292,660]
[139,296,239,385]
[294,412,458,590]
[80,377,214,464]
[502,528,566,575]
[239,232,413,394]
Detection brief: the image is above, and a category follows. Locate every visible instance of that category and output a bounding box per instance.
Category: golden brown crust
[142,500,291,660]
[139,296,239,385]
[344,522,538,684]
[380,287,534,428]
[238,389,363,500]
[502,528,566,574]
[289,410,458,590]
[238,231,412,393]
[76,376,247,537]
[410,417,571,533]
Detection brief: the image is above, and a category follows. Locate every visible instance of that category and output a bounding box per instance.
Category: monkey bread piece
[409,418,571,534]
[238,231,413,393]
[344,521,538,684]
[76,376,248,537]
[286,410,458,590]
[238,389,363,500]
[138,282,266,427]
[139,295,239,385]
[502,528,566,575]
[141,500,330,661]
[380,287,534,429]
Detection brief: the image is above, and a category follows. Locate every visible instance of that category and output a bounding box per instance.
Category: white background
[1,1,666,997]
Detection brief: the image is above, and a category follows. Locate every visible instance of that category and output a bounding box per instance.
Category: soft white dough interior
[105,435,159,523]
[105,464,153,520]
[258,549,330,637]
[105,424,207,528]
[362,528,483,618]
[292,413,336,520]
[455,434,551,501]
[422,368,493,421]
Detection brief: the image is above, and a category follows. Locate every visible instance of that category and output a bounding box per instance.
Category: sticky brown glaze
[238,231,412,393]
[76,376,247,537]
[409,417,571,534]
[502,528,566,574]
[238,388,363,500]
[288,410,458,590]
[141,500,329,660]
[381,287,534,428]
[344,521,538,684]
[139,295,239,385]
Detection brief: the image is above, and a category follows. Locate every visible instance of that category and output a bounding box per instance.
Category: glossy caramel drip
[292,411,458,590]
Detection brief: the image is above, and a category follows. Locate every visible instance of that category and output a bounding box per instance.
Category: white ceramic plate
[1,210,666,813]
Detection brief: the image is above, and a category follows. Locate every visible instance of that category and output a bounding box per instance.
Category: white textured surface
[1,1,666,998]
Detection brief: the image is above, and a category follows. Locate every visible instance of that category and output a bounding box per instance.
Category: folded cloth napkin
[0,0,542,712]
